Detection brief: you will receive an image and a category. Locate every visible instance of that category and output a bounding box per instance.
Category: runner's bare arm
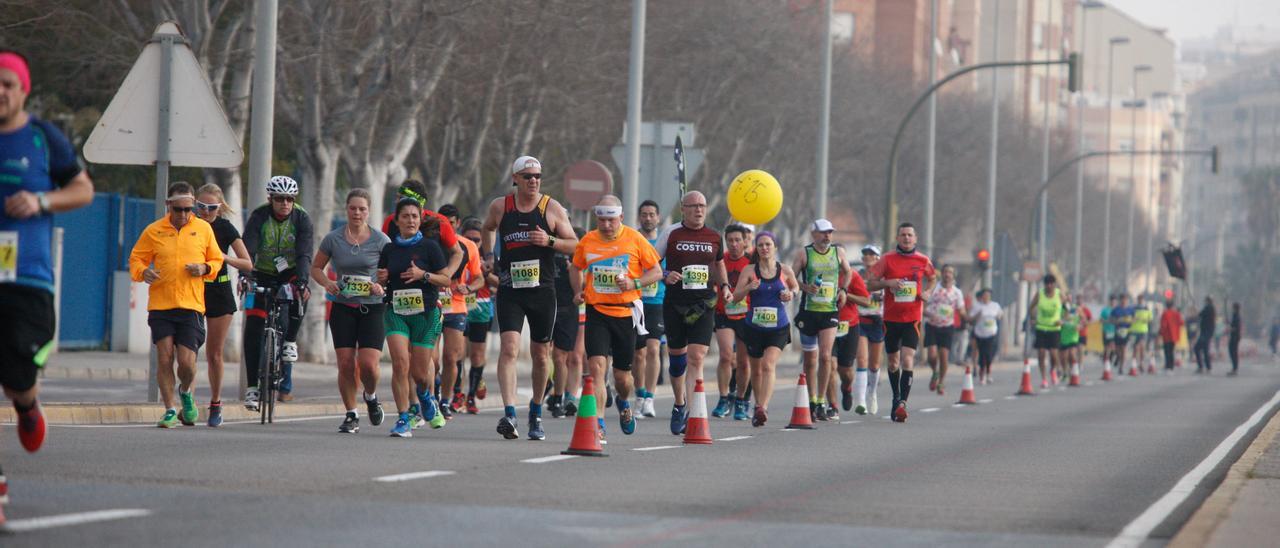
[546,200,579,255]
[443,241,463,279]
[3,172,93,219]
[730,268,757,303]
[310,250,339,294]
[480,197,503,266]
[225,239,253,272]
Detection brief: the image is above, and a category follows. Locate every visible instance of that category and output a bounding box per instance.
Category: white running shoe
[867,394,878,415]
[244,388,260,411]
[642,397,657,418]
[282,342,298,362]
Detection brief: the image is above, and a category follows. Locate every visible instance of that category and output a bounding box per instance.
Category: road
[4,359,1278,547]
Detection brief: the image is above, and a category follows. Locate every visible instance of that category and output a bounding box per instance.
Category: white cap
[811,218,835,232]
[861,244,882,256]
[511,155,542,175]
[739,223,756,232]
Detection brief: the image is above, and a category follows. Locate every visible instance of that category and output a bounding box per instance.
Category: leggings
[1229,336,1240,372]
[1163,342,1176,370]
[975,336,997,370]
[1193,335,1212,371]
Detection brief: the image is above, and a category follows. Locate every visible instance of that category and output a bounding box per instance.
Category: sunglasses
[518,173,543,181]
[196,201,220,211]
[271,196,295,203]
[171,206,194,213]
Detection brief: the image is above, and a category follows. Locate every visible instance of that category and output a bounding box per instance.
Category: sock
[454,360,465,393]
[744,384,753,399]
[209,400,222,408]
[855,368,868,405]
[363,392,377,402]
[888,369,902,400]
[728,370,738,394]
[530,403,543,417]
[347,408,358,416]
[468,366,484,395]
[868,370,879,397]
[167,407,177,414]
[598,417,606,430]
[504,405,517,419]
[901,370,914,401]
[440,397,450,407]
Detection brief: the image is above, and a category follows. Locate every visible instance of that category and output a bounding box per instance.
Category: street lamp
[1073,1,1107,292]
[1101,35,1129,298]
[1145,91,1172,295]
[1124,64,1153,293]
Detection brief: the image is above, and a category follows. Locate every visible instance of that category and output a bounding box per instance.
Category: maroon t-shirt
[656,223,724,304]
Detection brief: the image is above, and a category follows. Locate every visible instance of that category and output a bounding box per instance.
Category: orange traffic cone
[683,379,713,444]
[786,373,816,429]
[1129,359,1139,377]
[957,366,978,404]
[1102,357,1114,381]
[1068,362,1081,387]
[1017,359,1036,395]
[561,374,606,457]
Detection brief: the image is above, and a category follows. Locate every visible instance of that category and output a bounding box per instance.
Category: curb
[1168,401,1280,548]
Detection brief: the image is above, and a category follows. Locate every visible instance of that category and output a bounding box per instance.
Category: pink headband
[0,53,31,94]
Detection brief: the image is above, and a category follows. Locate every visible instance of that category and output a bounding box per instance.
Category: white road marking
[1004,396,1019,400]
[838,421,861,425]
[1107,389,1280,548]
[952,404,965,408]
[521,455,579,464]
[633,445,681,451]
[716,435,753,441]
[4,509,152,532]
[920,408,940,413]
[372,470,455,483]
[979,398,994,403]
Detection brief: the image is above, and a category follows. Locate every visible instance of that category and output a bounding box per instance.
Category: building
[832,0,978,86]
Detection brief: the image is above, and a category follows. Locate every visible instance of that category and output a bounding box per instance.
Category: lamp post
[1145,91,1172,294]
[1072,0,1106,291]
[1124,64,1152,293]
[1101,36,1130,298]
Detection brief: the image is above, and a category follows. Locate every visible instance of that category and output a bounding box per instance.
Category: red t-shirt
[1160,308,1184,343]
[382,210,458,249]
[1078,305,1093,336]
[838,269,870,323]
[869,249,936,323]
[718,253,751,318]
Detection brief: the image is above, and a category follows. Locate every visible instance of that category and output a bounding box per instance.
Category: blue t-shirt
[0,116,82,292]
[640,235,665,305]
[1100,307,1115,336]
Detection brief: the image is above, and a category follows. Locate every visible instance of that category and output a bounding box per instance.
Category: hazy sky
[1108,0,1280,40]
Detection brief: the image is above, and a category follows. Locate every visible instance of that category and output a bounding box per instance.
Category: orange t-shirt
[440,237,482,314]
[572,226,661,318]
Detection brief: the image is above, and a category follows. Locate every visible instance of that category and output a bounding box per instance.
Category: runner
[923,265,964,396]
[1228,302,1242,376]
[854,245,886,415]
[792,219,851,421]
[729,231,798,427]
[632,200,665,418]
[1076,298,1093,367]
[1193,297,1216,374]
[480,156,579,440]
[378,198,452,437]
[655,190,728,435]
[572,196,662,441]
[1028,274,1064,388]
[1130,295,1153,374]
[382,180,462,278]
[1100,294,1118,371]
[966,288,1003,384]
[1159,296,1184,373]
[549,233,583,418]
[436,208,484,420]
[194,183,252,427]
[1112,293,1135,374]
[866,223,937,423]
[312,189,390,434]
[0,51,94,521]
[129,182,224,427]
[1059,293,1082,374]
[836,259,872,411]
[712,224,751,418]
[241,175,313,408]
[460,218,497,414]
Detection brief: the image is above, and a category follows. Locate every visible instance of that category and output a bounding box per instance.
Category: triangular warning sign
[84,22,243,169]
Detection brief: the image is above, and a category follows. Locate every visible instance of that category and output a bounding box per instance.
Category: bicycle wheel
[260,327,277,425]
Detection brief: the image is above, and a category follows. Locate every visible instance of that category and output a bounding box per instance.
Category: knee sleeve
[669,353,688,378]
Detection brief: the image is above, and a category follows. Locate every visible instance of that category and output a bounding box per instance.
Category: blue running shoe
[711,396,731,418]
[390,414,412,438]
[620,406,636,435]
[422,396,438,422]
[732,398,749,421]
[497,415,519,439]
[669,405,687,435]
[528,416,545,440]
[207,402,223,428]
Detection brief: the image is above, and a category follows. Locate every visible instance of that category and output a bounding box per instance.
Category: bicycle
[245,279,295,424]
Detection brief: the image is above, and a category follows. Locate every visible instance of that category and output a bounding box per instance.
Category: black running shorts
[884,320,921,354]
[584,305,637,371]
[329,302,386,350]
[496,285,557,343]
[0,285,55,392]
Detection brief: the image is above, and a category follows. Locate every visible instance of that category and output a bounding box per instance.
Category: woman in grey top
[311,189,391,434]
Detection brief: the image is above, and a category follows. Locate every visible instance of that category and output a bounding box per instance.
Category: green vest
[1131,307,1153,334]
[803,245,840,313]
[1060,306,1080,345]
[1036,288,1062,332]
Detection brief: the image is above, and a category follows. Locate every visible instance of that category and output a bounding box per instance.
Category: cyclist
[480,156,579,440]
[461,218,497,414]
[241,175,314,408]
[312,189,390,433]
[729,231,797,427]
[378,198,452,437]
[193,184,251,427]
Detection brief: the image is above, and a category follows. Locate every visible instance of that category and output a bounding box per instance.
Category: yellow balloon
[726,169,783,225]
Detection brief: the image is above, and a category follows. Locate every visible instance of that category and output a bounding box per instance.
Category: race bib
[812,281,836,304]
[273,255,289,272]
[1118,327,1130,337]
[682,264,710,290]
[465,292,479,311]
[893,281,917,303]
[857,293,882,315]
[592,264,624,295]
[724,298,749,317]
[837,320,850,337]
[392,289,426,316]
[936,303,954,319]
[641,281,660,298]
[339,275,372,297]
[437,288,453,308]
[751,306,779,328]
[0,231,16,283]
[510,259,541,289]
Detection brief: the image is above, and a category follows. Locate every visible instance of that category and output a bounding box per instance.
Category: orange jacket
[129,216,224,313]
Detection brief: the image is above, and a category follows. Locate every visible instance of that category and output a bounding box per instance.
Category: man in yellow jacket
[129,182,224,427]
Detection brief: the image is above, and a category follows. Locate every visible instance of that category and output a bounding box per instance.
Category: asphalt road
[4,359,1279,547]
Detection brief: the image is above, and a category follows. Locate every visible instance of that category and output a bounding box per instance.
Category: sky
[1108,0,1280,41]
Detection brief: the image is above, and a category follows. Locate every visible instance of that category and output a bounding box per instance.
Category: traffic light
[1210,145,1220,174]
[1163,289,1175,301]
[1067,52,1082,93]
[976,248,991,270]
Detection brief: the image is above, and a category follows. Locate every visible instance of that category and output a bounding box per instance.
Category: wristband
[37,192,51,215]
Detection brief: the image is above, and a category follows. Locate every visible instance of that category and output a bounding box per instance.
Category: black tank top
[497,194,555,289]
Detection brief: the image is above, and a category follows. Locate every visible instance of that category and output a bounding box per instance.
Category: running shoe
[430,409,447,429]
[606,385,615,409]
[282,342,298,362]
[207,402,223,428]
[892,401,909,423]
[278,392,294,402]
[339,412,359,433]
[841,381,853,411]
[890,398,900,419]
[641,397,656,418]
[365,397,384,426]
[711,396,731,418]
[497,415,519,439]
[179,391,197,426]
[929,374,938,392]
[826,404,840,422]
[0,467,8,504]
[548,395,565,419]
[244,388,260,411]
[17,404,46,452]
[408,403,423,430]
[598,420,608,445]
[476,379,488,399]
[620,407,636,435]
[868,394,878,415]
[854,403,867,416]
[564,399,578,417]
[466,395,479,415]
[157,409,179,428]
[814,404,829,422]
[422,397,439,423]
[936,384,945,397]
[439,402,453,422]
[669,405,687,435]
[752,405,767,427]
[733,398,749,421]
[450,393,466,412]
[390,415,412,437]
[527,416,545,440]
[1041,379,1049,389]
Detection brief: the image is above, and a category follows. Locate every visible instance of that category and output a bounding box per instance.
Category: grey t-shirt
[319,226,390,305]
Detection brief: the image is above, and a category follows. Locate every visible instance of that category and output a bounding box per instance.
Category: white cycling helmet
[266,175,299,196]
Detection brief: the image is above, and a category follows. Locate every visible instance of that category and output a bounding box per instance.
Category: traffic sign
[563,160,613,210]
[1022,261,1043,282]
[84,22,243,168]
